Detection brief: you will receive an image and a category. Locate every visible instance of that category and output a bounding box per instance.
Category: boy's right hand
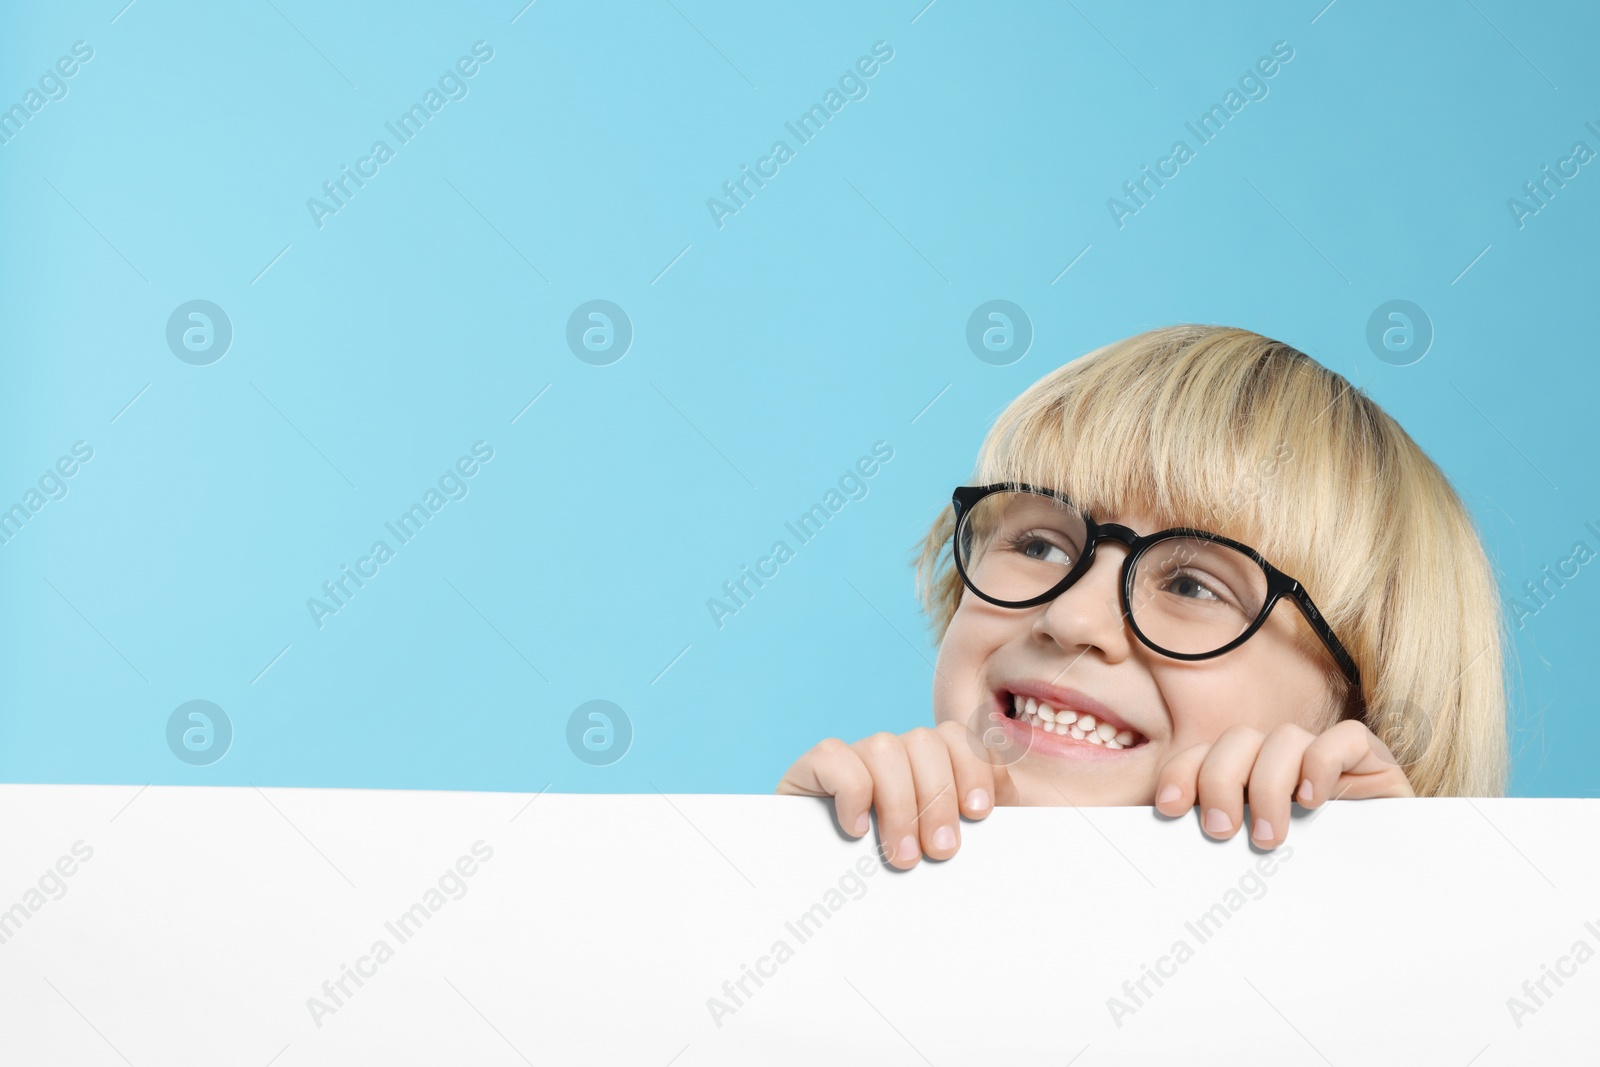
[775,722,1019,869]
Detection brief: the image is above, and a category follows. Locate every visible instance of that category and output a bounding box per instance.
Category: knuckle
[1300,743,1335,772]
[858,732,902,756]
[951,743,992,777]
[814,737,851,760]
[870,771,909,805]
[1220,724,1266,746]
[938,722,983,764]
[1272,722,1315,745]
[1195,770,1242,794]
[916,778,958,817]
[1247,773,1287,803]
[1333,717,1374,741]
[836,770,873,800]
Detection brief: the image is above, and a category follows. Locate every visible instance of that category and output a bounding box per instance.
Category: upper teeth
[1012,693,1138,748]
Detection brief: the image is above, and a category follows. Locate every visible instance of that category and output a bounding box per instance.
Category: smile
[997,689,1149,756]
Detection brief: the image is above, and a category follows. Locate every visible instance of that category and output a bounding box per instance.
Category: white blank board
[0,785,1595,1064]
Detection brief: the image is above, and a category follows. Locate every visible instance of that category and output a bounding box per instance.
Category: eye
[1161,567,1241,608]
[1008,530,1074,566]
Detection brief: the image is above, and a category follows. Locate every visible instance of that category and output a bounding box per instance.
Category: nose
[1031,538,1136,664]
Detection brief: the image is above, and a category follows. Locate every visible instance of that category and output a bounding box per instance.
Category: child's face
[931,500,1338,806]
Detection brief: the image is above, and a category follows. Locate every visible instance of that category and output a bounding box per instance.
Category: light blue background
[0,1,1593,796]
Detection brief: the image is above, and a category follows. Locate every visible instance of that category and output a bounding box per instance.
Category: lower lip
[993,695,1146,762]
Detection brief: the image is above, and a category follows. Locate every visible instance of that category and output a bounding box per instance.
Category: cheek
[1250,611,1341,730]
[931,597,1001,725]
[1158,632,1333,745]
[1151,662,1241,746]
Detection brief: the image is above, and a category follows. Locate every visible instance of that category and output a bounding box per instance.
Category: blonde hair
[914,324,1508,797]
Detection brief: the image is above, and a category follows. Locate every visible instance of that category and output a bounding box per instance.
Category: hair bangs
[970,327,1349,575]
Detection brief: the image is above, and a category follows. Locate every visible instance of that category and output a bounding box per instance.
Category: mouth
[994,683,1150,757]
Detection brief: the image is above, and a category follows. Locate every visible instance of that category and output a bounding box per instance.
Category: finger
[852,732,922,869]
[1245,724,1315,848]
[1193,726,1266,840]
[1152,742,1211,818]
[776,738,875,838]
[934,720,997,819]
[1299,720,1416,807]
[904,727,961,860]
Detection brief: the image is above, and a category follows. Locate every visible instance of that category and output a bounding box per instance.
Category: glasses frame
[949,483,1362,690]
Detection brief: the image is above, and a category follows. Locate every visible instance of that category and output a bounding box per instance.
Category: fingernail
[853,812,870,836]
[1298,778,1313,803]
[1204,808,1232,833]
[932,825,957,851]
[1252,818,1274,841]
[965,788,991,813]
[897,835,919,862]
[1156,784,1181,805]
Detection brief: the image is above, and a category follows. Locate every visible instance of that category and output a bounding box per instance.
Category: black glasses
[950,484,1362,689]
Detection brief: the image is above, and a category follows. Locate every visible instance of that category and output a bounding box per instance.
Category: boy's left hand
[1151,719,1414,849]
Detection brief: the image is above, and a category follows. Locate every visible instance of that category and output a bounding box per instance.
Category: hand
[776,722,1020,869]
[1152,719,1415,848]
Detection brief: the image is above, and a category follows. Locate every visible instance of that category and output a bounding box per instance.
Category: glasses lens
[956,490,1088,603]
[1129,537,1269,655]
